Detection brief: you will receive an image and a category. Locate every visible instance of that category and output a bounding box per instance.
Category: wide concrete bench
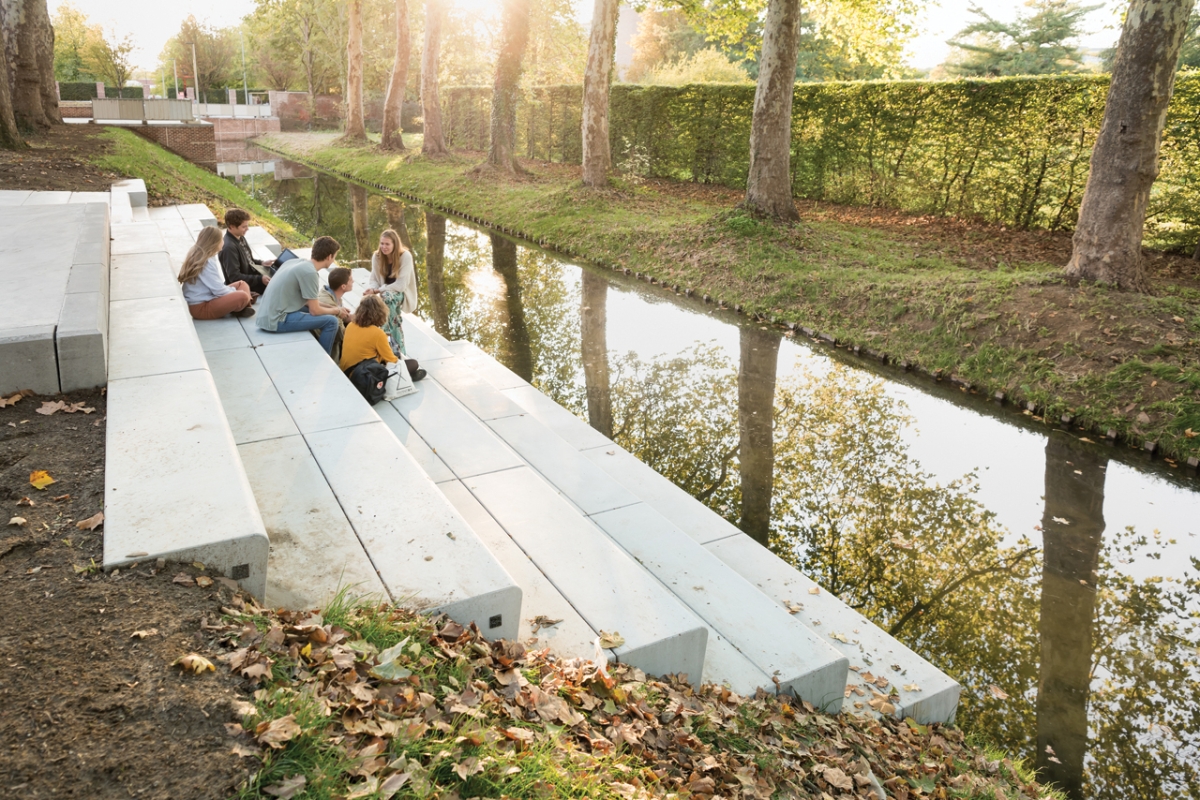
[584,442,962,723]
[192,311,522,638]
[103,218,270,598]
[0,197,110,395]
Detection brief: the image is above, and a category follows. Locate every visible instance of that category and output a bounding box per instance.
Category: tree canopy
[943,0,1101,78]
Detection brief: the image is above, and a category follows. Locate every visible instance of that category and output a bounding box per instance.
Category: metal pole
[239,28,250,111]
[159,69,165,99]
[173,60,178,97]
[190,42,200,103]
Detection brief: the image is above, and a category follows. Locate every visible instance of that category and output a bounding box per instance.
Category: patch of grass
[257,132,1200,462]
[218,589,1058,800]
[88,127,301,246]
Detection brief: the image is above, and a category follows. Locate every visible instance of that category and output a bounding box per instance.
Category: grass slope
[219,590,1060,799]
[257,132,1200,465]
[89,127,300,246]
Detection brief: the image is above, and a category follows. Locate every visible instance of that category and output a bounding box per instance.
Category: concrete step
[464,466,708,683]
[111,178,147,207]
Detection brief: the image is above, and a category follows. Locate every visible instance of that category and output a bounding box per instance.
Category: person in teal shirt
[256,236,350,355]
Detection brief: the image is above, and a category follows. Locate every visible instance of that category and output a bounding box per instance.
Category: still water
[225,154,1200,800]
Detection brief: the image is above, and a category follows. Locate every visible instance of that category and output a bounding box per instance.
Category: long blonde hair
[373,229,407,282]
[178,226,225,284]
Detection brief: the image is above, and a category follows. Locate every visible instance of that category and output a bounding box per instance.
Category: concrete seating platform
[0,196,110,395]
[387,313,960,719]
[193,309,521,637]
[102,204,270,598]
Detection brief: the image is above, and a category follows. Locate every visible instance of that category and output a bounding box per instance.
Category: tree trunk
[425,211,450,335]
[738,326,781,546]
[342,0,367,143]
[385,198,412,250]
[487,0,531,172]
[0,13,26,149]
[581,0,620,187]
[1035,432,1107,799]
[581,269,613,437]
[1065,0,1195,290]
[381,0,410,151]
[744,0,801,220]
[13,0,50,130]
[350,184,371,261]
[31,0,57,123]
[491,233,533,381]
[421,0,447,155]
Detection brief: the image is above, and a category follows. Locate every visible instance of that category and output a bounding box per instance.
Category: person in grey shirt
[256,236,350,354]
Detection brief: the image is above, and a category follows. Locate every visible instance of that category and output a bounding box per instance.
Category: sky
[52,0,1129,75]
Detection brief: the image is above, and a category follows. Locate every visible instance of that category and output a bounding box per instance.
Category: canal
[221,149,1200,800]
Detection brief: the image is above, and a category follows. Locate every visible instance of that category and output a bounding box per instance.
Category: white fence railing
[92,98,195,121]
[91,99,274,122]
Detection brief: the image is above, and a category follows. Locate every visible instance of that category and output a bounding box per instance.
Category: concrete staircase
[96,194,960,723]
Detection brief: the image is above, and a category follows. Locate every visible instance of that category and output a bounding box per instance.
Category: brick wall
[60,101,92,118]
[128,123,217,169]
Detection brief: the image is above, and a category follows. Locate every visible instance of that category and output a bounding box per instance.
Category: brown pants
[188,282,251,320]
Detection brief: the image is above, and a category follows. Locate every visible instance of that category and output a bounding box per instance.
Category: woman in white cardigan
[364,228,417,354]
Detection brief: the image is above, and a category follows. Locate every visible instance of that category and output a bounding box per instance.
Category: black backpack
[346,358,389,405]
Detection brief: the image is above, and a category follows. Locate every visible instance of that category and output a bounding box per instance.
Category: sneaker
[412,368,427,382]
[234,307,256,318]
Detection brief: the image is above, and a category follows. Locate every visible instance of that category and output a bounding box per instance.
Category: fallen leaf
[75,512,104,531]
[173,653,215,674]
[195,575,214,588]
[256,714,302,749]
[830,632,850,643]
[230,743,261,758]
[0,392,26,407]
[867,695,896,716]
[1185,428,1197,439]
[903,683,922,692]
[529,615,563,633]
[379,771,410,798]
[989,684,1010,700]
[808,586,820,595]
[173,574,195,586]
[598,630,625,649]
[130,628,158,639]
[1052,516,1070,526]
[819,765,854,791]
[29,470,56,490]
[262,774,306,798]
[16,497,33,506]
[784,600,803,614]
[52,494,70,502]
[35,401,64,415]
[8,516,26,527]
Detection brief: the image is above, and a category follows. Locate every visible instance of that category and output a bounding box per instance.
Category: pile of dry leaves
[200,593,1054,800]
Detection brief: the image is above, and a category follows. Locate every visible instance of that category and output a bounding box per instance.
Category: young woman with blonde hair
[339,294,425,381]
[365,228,416,353]
[178,225,254,320]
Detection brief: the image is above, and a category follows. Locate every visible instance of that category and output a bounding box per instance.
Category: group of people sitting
[177,207,425,390]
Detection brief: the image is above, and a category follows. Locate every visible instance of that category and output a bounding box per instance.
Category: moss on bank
[88,127,300,246]
[256,132,1200,465]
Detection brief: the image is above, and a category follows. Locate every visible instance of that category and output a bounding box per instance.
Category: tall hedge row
[59,82,144,100]
[444,74,1200,248]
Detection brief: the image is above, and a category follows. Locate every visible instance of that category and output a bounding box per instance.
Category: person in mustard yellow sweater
[340,294,426,381]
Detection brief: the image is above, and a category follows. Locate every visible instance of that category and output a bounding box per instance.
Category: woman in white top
[178,225,253,320]
[364,228,416,353]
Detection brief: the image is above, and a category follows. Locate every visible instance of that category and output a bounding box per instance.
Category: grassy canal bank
[257,132,1200,466]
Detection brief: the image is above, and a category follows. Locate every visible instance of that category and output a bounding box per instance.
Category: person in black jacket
[218,208,274,295]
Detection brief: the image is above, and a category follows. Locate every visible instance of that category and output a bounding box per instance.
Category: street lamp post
[188,42,200,103]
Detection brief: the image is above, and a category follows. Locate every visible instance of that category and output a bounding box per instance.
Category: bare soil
[0,125,122,192]
[0,392,257,799]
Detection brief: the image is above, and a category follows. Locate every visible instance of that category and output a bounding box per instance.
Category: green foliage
[57,82,143,100]
[944,0,1102,78]
[641,47,752,85]
[444,73,1200,247]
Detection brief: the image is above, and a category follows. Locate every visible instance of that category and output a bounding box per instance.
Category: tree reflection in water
[738,327,781,547]
[423,211,450,337]
[580,270,613,438]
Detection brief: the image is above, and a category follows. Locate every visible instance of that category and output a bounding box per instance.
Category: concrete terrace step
[389,319,846,703]
[103,208,269,598]
[192,310,522,639]
[397,314,960,720]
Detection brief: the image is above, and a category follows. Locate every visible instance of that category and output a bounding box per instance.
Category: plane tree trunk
[487,0,531,173]
[744,0,801,221]
[581,0,619,187]
[341,0,367,143]
[1065,0,1195,290]
[381,0,410,151]
[421,0,448,155]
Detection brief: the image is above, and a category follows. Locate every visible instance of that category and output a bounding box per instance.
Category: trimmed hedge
[444,75,1200,248]
[59,82,144,100]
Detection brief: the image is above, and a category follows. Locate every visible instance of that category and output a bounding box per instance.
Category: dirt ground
[0,124,122,192]
[0,392,256,799]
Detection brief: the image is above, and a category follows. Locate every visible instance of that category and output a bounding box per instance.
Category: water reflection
[235,165,1200,800]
